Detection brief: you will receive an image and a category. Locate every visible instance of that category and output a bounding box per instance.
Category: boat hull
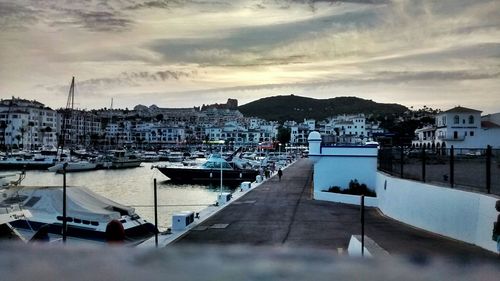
[0,160,56,170]
[47,161,98,173]
[111,160,142,169]
[156,167,258,185]
[10,219,157,244]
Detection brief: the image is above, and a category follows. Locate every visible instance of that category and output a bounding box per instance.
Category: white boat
[0,172,23,187]
[1,185,157,244]
[0,154,58,170]
[167,151,184,162]
[109,150,142,169]
[141,151,160,162]
[47,160,98,173]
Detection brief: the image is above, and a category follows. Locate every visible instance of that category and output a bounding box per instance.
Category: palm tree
[14,135,21,149]
[19,126,27,150]
[27,121,34,150]
[41,126,52,147]
[0,120,7,151]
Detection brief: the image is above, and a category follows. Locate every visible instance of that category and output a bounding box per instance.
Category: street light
[279,143,282,157]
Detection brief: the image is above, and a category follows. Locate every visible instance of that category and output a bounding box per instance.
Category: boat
[155,154,258,186]
[0,153,58,170]
[0,204,31,242]
[167,151,184,162]
[1,171,26,187]
[141,151,160,162]
[108,150,142,169]
[47,160,98,173]
[1,185,157,244]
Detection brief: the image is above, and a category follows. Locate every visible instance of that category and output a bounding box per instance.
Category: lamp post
[279,143,282,157]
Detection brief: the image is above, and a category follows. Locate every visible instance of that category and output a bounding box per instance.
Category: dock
[175,159,498,260]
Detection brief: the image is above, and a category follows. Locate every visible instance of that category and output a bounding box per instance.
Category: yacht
[155,154,258,186]
[167,151,184,162]
[1,185,157,244]
[47,160,98,173]
[108,150,142,169]
[141,151,160,162]
[0,153,58,170]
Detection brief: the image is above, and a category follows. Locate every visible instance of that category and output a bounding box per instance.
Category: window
[454,115,459,124]
[453,131,458,139]
[470,131,474,137]
[468,115,474,124]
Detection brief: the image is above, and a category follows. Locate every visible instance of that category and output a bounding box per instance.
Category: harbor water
[18,162,235,230]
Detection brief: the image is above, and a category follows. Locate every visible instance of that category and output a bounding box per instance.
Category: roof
[481,121,500,128]
[443,106,482,114]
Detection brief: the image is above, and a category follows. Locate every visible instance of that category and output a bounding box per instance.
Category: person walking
[278,168,283,181]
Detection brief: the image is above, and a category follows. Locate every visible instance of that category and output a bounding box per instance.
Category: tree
[15,134,21,147]
[27,121,34,150]
[19,126,26,149]
[43,126,52,147]
[155,114,164,122]
[0,120,8,150]
[277,127,291,145]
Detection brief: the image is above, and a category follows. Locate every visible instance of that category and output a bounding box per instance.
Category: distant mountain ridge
[238,95,408,122]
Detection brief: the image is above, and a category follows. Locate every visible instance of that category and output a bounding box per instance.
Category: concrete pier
[176,159,498,260]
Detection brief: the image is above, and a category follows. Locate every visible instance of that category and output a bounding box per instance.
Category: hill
[238,95,408,122]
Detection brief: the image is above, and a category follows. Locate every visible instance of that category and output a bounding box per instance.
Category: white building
[58,109,102,148]
[304,119,316,130]
[0,98,58,149]
[290,125,309,145]
[413,106,500,149]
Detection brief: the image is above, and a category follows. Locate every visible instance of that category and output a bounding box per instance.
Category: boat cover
[12,186,134,222]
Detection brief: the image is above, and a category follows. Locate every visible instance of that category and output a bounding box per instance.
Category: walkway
[175,159,498,261]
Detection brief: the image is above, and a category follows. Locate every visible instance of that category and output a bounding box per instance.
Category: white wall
[311,146,378,192]
[314,191,378,207]
[376,172,499,253]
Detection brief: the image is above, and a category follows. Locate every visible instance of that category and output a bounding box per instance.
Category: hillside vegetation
[238,95,408,122]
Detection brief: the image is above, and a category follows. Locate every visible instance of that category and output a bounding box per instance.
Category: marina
[4,161,234,231]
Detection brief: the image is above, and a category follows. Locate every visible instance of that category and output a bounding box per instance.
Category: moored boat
[167,151,184,162]
[0,153,57,170]
[141,151,160,162]
[155,154,258,186]
[47,160,98,173]
[1,185,157,244]
[108,150,142,169]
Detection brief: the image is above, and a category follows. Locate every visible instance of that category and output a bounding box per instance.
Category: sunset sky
[1,0,499,113]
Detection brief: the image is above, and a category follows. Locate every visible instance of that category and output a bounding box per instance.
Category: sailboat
[48,77,97,173]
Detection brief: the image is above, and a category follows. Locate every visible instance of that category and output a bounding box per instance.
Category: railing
[378,146,500,196]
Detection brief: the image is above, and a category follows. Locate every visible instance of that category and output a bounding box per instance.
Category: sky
[0,0,499,113]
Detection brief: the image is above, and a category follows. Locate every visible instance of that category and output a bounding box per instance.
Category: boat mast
[58,77,75,161]
[220,144,223,196]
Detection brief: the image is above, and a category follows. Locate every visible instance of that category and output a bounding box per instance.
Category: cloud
[45,69,197,97]
[0,2,38,30]
[47,7,134,32]
[146,4,378,66]
[66,10,133,32]
[1,0,499,113]
[334,70,500,85]
[0,0,134,32]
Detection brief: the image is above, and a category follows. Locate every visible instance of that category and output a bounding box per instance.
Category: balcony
[436,135,465,141]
